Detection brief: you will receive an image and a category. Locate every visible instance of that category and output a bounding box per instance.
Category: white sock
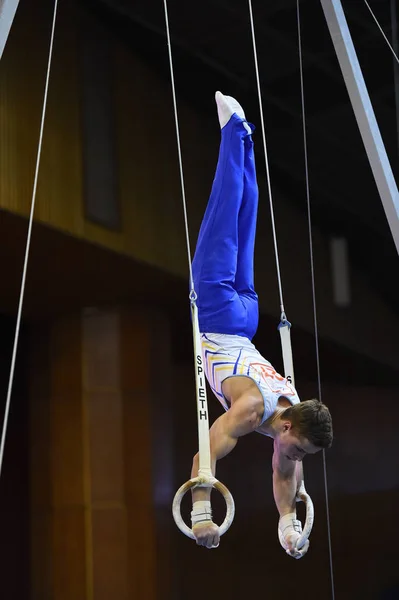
[215,91,252,134]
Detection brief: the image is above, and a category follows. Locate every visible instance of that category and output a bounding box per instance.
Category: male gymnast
[190,91,333,559]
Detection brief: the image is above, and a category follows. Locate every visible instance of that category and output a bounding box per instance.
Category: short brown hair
[283,399,333,449]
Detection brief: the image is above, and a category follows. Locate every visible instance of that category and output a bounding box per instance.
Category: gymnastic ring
[172,476,235,540]
[295,489,314,550]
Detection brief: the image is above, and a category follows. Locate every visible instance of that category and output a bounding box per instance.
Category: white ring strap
[162,0,235,539]
[296,487,314,550]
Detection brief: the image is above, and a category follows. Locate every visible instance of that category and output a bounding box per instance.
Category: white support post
[0,0,20,60]
[320,0,399,256]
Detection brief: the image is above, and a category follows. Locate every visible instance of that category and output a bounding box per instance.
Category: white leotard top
[201,332,300,425]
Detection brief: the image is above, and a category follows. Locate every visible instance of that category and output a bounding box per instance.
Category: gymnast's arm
[272,444,305,555]
[272,442,297,517]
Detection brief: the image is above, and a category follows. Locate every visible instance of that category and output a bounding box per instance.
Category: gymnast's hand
[285,530,310,559]
[192,521,220,549]
[278,513,310,559]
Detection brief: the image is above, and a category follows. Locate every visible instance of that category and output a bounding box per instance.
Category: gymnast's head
[278,399,333,462]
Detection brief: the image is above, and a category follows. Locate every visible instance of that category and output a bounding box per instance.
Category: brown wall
[28,306,173,600]
[0,301,398,599]
[0,0,207,273]
[1,0,399,371]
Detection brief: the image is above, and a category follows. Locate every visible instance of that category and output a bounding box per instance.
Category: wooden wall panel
[2,0,399,370]
[0,0,45,216]
[0,0,211,268]
[29,306,173,599]
[0,0,84,230]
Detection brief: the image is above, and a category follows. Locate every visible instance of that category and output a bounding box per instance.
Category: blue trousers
[192,114,259,341]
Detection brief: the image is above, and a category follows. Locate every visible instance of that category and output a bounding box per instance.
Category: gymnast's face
[279,422,321,462]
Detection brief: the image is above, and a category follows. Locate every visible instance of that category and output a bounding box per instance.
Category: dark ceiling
[84,0,399,313]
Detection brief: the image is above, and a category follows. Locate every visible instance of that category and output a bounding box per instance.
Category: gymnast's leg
[192,91,252,337]
[234,134,260,340]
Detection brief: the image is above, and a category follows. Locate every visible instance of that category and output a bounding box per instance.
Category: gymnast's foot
[215,91,252,134]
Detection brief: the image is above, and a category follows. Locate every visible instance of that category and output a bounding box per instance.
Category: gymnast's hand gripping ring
[172,476,235,539]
